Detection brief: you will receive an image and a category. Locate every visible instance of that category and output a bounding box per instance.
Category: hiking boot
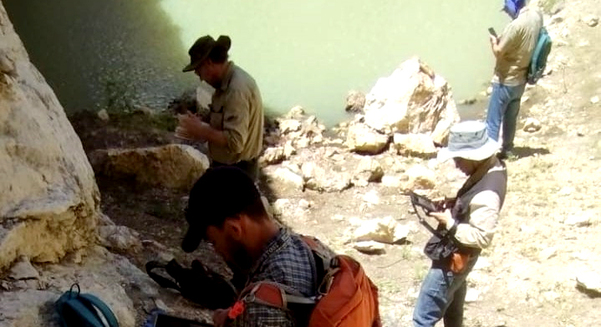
[497,151,517,161]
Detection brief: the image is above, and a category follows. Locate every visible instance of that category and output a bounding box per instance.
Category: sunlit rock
[392,133,437,158]
[363,57,460,145]
[0,2,99,270]
[89,144,209,190]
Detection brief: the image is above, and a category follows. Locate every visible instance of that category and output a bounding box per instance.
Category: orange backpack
[233,236,381,327]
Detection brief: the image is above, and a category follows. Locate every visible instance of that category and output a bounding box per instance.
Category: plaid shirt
[229,228,319,327]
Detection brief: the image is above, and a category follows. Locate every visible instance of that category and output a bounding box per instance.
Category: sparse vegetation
[101,70,138,114]
[400,245,413,260]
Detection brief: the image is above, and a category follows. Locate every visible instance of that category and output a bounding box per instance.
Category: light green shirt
[209,62,264,164]
[493,7,543,86]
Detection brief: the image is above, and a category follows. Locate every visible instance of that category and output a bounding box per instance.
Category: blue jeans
[413,256,479,327]
[485,83,526,153]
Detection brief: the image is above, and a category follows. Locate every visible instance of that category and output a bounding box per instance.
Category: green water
[4,0,508,125]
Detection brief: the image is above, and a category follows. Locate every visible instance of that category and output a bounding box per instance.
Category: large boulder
[363,58,460,145]
[392,133,437,158]
[345,123,390,154]
[90,144,210,190]
[0,3,99,270]
[301,161,353,193]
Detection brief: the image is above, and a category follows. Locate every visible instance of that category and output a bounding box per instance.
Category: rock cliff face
[0,2,99,269]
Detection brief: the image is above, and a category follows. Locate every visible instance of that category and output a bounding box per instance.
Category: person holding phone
[413,121,507,327]
[486,0,543,159]
[176,35,264,181]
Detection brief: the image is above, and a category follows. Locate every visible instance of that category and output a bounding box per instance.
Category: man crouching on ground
[181,166,325,327]
[413,121,508,327]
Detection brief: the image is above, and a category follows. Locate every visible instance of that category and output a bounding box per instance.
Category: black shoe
[497,151,516,160]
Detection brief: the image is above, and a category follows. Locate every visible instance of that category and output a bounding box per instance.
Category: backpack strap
[79,294,120,327]
[244,235,343,305]
[300,235,333,268]
[315,260,341,297]
[242,282,287,308]
[240,282,316,308]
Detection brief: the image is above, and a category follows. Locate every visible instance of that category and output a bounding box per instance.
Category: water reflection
[4,0,195,113]
[159,0,508,124]
[5,0,508,124]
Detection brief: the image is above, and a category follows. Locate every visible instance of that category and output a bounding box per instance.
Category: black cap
[182,35,231,72]
[181,166,261,252]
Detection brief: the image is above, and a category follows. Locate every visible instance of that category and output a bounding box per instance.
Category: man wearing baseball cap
[413,121,508,327]
[182,166,326,327]
[176,35,264,181]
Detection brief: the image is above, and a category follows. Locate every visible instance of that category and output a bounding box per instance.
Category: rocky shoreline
[2,0,601,326]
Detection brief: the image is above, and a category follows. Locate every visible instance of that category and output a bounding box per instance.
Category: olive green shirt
[209,62,264,164]
[492,6,543,86]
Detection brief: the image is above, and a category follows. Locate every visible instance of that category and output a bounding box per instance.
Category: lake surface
[4,0,508,125]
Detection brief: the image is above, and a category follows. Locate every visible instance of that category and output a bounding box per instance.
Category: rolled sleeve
[453,190,500,249]
[222,89,250,155]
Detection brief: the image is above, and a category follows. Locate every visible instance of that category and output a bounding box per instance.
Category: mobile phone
[153,313,213,327]
[488,27,498,38]
[409,192,439,213]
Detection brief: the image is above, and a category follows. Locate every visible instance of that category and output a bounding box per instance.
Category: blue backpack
[527,27,552,85]
[55,284,120,327]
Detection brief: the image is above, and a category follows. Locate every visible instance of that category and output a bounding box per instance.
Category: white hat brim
[437,138,500,162]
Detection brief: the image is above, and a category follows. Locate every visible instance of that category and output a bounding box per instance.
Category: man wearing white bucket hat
[413,121,508,327]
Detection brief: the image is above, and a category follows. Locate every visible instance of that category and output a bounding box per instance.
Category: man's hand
[213,309,229,327]
[431,197,456,211]
[176,112,229,146]
[176,112,208,141]
[489,35,502,58]
[428,209,452,228]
